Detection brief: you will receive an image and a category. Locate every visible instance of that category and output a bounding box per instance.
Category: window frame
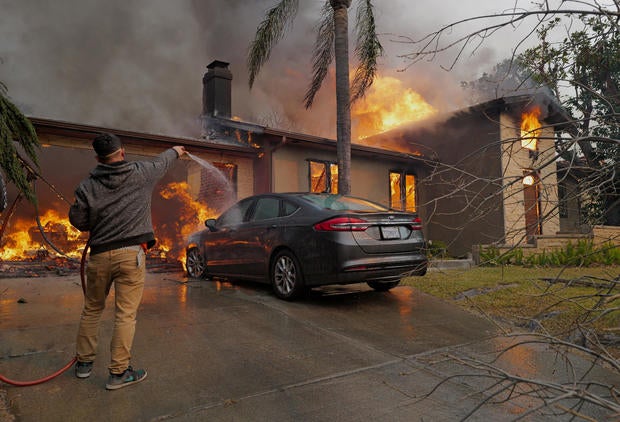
[308,159,338,193]
[389,169,417,212]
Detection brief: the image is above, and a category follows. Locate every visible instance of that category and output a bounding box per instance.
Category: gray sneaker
[105,366,147,390]
[75,361,93,379]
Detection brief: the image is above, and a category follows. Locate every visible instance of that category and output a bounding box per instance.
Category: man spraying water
[69,133,187,390]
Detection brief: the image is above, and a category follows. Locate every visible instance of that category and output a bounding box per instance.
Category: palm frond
[304,1,334,108]
[0,85,40,204]
[247,0,299,88]
[350,0,383,103]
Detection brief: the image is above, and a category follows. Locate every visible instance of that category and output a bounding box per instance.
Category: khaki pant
[76,246,145,375]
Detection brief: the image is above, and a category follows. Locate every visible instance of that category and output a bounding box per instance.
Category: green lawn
[402,265,620,342]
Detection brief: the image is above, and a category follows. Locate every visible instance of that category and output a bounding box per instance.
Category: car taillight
[410,217,423,230]
[314,217,370,231]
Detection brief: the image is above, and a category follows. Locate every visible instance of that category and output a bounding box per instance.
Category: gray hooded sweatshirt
[69,148,180,255]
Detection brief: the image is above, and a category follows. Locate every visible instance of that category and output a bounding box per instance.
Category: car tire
[186,247,206,279]
[367,280,400,292]
[271,250,306,301]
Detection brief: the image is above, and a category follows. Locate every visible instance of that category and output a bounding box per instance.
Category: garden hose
[0,358,77,387]
[0,156,89,387]
[0,240,89,387]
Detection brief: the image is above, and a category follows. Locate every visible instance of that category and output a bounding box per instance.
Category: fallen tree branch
[539,277,619,290]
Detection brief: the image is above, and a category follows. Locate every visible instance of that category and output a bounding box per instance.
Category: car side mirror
[205,218,217,232]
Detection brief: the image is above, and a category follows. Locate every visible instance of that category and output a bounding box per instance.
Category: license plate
[381,226,400,239]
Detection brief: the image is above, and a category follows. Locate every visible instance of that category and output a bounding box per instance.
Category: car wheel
[186,247,206,278]
[367,280,400,292]
[271,250,305,301]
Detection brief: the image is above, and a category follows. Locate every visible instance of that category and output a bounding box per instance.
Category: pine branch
[0,85,40,204]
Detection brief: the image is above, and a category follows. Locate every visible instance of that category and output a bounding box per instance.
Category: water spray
[186,152,210,168]
[186,152,232,187]
[186,152,236,209]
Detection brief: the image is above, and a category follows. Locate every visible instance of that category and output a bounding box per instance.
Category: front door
[523,172,542,243]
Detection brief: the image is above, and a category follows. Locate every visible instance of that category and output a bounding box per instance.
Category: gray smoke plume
[0,0,509,140]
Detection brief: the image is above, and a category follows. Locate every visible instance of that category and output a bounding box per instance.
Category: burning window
[390,171,416,212]
[309,160,338,193]
[520,107,542,152]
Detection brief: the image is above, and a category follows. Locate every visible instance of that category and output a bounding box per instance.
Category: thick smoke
[0,0,513,140]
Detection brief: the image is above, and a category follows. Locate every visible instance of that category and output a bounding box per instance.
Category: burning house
[199,61,428,209]
[1,59,607,269]
[363,94,571,256]
[200,61,602,258]
[1,60,424,271]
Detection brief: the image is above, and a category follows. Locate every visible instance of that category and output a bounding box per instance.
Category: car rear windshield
[300,194,389,211]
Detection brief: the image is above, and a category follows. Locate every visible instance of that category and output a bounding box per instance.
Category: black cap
[92,133,122,157]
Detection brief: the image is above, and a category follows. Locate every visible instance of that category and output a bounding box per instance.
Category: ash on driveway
[1,273,617,421]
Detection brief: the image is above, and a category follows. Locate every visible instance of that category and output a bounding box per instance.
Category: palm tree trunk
[331,0,352,195]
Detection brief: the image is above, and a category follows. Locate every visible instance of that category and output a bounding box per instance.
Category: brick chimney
[202,60,232,118]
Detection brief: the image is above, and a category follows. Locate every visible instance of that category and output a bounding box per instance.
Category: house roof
[472,92,573,129]
[206,116,431,166]
[30,117,257,157]
[29,116,430,168]
[361,92,575,150]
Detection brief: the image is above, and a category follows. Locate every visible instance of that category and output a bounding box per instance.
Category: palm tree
[0,81,40,208]
[247,0,383,195]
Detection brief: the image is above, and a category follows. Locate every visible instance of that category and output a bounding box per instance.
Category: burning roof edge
[497,92,571,127]
[432,92,568,128]
[205,115,430,165]
[365,92,575,144]
[30,115,429,166]
[456,92,573,129]
[267,126,427,163]
[29,117,257,156]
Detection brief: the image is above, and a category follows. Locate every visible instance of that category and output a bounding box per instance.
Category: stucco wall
[271,145,406,207]
[350,156,393,206]
[271,147,308,193]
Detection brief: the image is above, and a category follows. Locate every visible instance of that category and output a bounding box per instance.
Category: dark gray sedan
[185,193,427,300]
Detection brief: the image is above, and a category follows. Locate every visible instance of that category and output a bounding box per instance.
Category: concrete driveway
[1,272,616,421]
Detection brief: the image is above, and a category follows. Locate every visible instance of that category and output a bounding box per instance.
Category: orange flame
[521,107,541,151]
[155,181,219,264]
[352,75,436,140]
[0,183,219,266]
[233,129,260,149]
[0,209,87,260]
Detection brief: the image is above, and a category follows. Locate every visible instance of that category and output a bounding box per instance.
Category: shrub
[479,240,620,267]
[426,239,449,258]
